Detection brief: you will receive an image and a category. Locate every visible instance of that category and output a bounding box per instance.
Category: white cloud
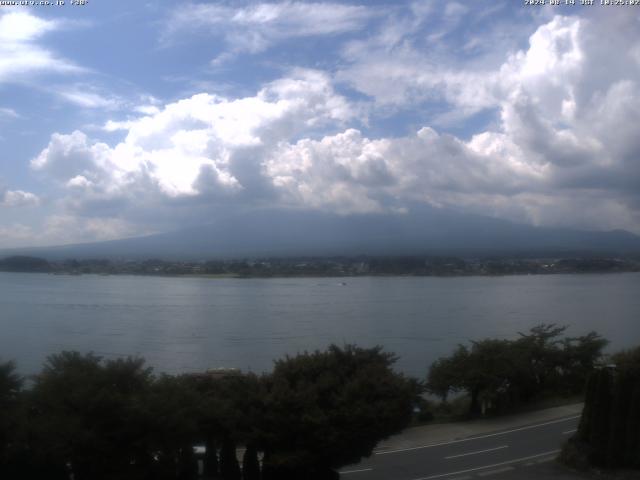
[56,88,122,110]
[0,224,34,247]
[21,11,640,243]
[265,126,546,216]
[331,11,640,231]
[41,215,142,245]
[0,11,83,83]
[133,105,161,115]
[0,107,19,119]
[1,189,40,207]
[0,11,57,42]
[164,1,374,55]
[31,69,353,233]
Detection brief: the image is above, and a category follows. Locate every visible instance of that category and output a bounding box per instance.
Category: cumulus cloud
[333,11,640,231]
[31,69,354,229]
[0,188,40,207]
[0,11,83,83]
[261,12,640,231]
[22,11,640,244]
[265,126,544,216]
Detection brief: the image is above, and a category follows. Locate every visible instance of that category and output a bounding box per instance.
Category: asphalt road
[340,414,581,480]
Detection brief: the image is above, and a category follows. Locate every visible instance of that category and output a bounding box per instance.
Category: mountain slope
[3,208,640,260]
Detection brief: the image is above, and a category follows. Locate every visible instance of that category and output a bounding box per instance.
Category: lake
[1,272,639,378]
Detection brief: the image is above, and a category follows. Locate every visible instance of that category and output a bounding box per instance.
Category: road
[340,414,581,480]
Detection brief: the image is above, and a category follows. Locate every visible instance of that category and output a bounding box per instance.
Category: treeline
[0,256,51,272]
[2,255,640,277]
[0,345,418,480]
[0,327,623,479]
[563,346,640,470]
[427,325,608,415]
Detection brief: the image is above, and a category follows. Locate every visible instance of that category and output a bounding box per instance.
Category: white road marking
[444,445,508,460]
[562,429,577,435]
[410,449,561,480]
[376,416,580,455]
[477,466,515,476]
[340,468,373,474]
[536,457,555,464]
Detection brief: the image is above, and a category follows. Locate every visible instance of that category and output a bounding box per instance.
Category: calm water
[1,272,639,377]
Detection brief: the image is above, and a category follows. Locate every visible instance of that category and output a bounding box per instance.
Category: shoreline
[0,270,637,279]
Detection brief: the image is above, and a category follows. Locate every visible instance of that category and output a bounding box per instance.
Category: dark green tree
[611,345,640,374]
[625,383,640,468]
[188,371,264,478]
[569,351,640,471]
[560,331,609,394]
[219,438,241,480]
[606,370,634,467]
[428,324,608,416]
[587,368,613,466]
[0,361,23,476]
[242,445,261,480]
[513,324,568,398]
[202,439,219,479]
[612,346,640,468]
[577,371,598,441]
[428,340,519,415]
[28,352,154,480]
[144,374,201,479]
[261,345,418,478]
[427,345,468,401]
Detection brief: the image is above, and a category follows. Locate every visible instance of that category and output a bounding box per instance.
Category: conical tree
[588,368,613,467]
[220,439,241,480]
[242,445,260,480]
[606,371,634,467]
[177,446,198,480]
[624,381,640,468]
[577,370,598,442]
[203,438,219,479]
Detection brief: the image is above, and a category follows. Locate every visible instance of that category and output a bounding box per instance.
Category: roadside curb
[374,403,584,453]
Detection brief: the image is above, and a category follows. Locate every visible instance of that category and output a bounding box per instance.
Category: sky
[0,0,639,248]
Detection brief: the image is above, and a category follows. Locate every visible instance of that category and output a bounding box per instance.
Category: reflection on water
[1,272,639,377]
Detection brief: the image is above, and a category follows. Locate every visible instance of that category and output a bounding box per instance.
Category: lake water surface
[1,272,639,377]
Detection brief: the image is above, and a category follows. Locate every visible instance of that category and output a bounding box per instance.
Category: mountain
[3,207,640,260]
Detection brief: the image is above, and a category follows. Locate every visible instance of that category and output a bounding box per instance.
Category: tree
[0,361,23,476]
[0,256,51,272]
[187,371,265,478]
[428,325,608,416]
[611,345,640,374]
[428,340,520,415]
[606,370,634,467]
[615,347,640,468]
[242,445,260,480]
[559,332,608,394]
[427,345,469,401]
[260,345,419,478]
[625,382,640,468]
[219,439,241,480]
[513,324,568,398]
[28,352,155,480]
[569,346,640,471]
[144,374,201,479]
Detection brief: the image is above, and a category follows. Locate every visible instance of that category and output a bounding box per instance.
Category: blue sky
[1,1,639,247]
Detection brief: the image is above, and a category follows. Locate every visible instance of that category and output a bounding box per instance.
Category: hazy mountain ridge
[3,208,640,260]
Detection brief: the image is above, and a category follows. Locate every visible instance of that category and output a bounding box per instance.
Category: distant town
[1,255,639,277]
